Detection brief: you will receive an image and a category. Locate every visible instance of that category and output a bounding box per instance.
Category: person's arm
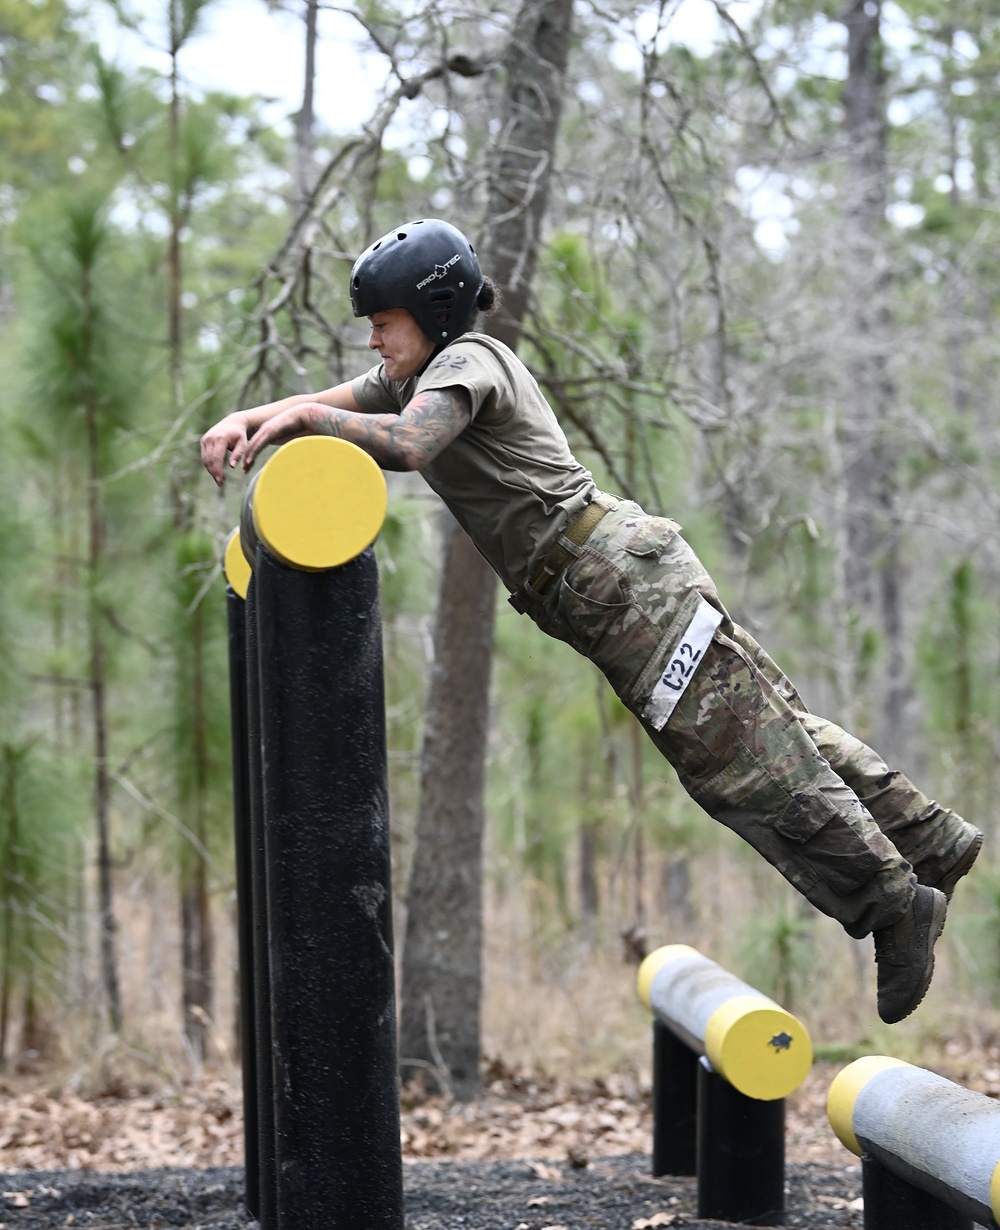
[238,386,473,475]
[200,380,362,486]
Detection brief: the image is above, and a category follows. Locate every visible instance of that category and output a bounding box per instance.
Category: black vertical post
[245,578,279,1230]
[696,1056,785,1227]
[226,588,259,1220]
[255,544,404,1230]
[861,1155,973,1230]
[652,1019,698,1177]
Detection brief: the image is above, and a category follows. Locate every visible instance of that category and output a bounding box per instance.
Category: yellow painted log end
[636,944,702,1010]
[826,1056,911,1156]
[704,994,813,1101]
[224,527,252,598]
[252,437,387,571]
[990,1157,1000,1224]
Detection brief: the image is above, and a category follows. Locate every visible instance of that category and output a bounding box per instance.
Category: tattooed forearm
[305,387,472,471]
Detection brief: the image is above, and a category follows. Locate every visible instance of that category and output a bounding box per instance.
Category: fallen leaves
[399,1072,653,1165]
[0,1080,243,1173]
[527,1162,565,1181]
[0,1061,855,1176]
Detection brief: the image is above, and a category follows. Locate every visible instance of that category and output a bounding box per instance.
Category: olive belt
[528,494,619,593]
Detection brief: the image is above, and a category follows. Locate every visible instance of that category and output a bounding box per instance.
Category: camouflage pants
[512,502,971,939]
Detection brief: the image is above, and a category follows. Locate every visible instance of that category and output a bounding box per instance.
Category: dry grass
[8,837,999,1101]
[2,839,999,1177]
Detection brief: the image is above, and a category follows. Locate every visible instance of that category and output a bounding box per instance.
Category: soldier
[201,218,982,1024]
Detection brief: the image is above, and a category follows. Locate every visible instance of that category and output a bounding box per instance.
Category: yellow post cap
[704,994,813,1101]
[636,944,701,1010]
[224,527,252,598]
[826,1055,911,1156]
[252,436,387,571]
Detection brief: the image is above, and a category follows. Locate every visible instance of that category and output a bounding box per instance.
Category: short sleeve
[352,365,406,414]
[413,342,503,421]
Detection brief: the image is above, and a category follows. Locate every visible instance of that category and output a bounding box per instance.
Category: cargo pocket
[623,516,682,559]
[556,552,638,678]
[779,787,886,894]
[558,515,717,708]
[688,739,794,820]
[773,786,844,842]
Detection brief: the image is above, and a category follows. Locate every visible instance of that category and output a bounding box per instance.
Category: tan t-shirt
[351,333,596,591]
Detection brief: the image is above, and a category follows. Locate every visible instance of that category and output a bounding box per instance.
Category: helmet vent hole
[372,240,381,251]
[397,231,407,240]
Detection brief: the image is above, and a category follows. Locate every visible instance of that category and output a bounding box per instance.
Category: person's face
[367,309,435,381]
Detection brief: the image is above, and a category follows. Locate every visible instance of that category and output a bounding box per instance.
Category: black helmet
[350,219,484,344]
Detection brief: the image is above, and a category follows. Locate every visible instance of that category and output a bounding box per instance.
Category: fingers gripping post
[225,439,401,1230]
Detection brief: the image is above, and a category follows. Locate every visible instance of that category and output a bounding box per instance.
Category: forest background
[0,0,998,1112]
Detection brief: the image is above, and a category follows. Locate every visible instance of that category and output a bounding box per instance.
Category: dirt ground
[0,1062,872,1228]
[0,1155,865,1229]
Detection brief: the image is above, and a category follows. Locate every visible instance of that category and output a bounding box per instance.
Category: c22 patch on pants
[642,598,724,731]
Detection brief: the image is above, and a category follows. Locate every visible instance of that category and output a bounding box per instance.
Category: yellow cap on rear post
[252,437,387,571]
[224,528,252,598]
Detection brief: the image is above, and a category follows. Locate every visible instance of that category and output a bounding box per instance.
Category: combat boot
[873,885,948,1025]
[920,827,983,901]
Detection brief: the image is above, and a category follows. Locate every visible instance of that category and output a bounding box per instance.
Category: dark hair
[469,276,502,329]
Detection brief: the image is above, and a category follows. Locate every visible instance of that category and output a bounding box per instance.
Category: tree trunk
[481,0,575,352]
[294,0,319,202]
[81,259,123,1036]
[180,593,214,1063]
[167,0,184,401]
[841,0,911,758]
[399,0,575,1099]
[578,742,600,927]
[0,746,19,1067]
[167,11,215,1060]
[398,511,494,1099]
[181,866,214,1063]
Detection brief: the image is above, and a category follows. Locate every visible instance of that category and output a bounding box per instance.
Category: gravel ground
[0,1154,865,1229]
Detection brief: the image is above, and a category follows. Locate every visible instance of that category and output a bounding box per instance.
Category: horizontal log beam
[828,1056,1000,1229]
[637,944,812,1101]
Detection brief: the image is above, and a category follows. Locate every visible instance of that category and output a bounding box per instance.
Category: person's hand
[241,404,326,470]
[200,413,251,486]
